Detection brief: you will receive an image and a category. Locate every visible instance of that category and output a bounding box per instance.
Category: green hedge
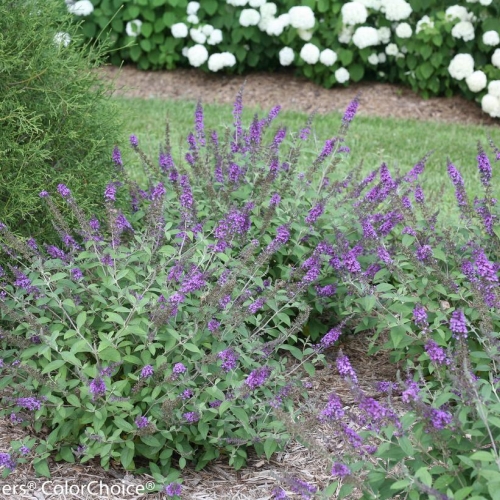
[69,0,500,116]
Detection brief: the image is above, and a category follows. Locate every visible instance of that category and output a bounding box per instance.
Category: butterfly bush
[2,89,500,497]
[70,1,499,117]
[0,90,363,485]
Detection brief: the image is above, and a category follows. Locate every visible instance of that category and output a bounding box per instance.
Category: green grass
[114,97,500,217]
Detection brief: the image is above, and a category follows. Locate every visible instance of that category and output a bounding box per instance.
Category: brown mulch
[98,65,498,126]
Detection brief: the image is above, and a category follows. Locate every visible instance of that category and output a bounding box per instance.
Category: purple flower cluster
[70,268,83,281]
[416,244,433,262]
[173,363,187,375]
[164,482,182,497]
[401,380,420,403]
[305,202,324,225]
[249,297,266,314]
[336,354,358,383]
[112,146,123,167]
[207,319,220,332]
[427,408,453,430]
[413,304,428,327]
[318,326,342,350]
[245,366,272,390]
[140,365,154,378]
[477,144,492,187]
[180,267,206,294]
[183,412,199,424]
[315,284,337,297]
[331,462,351,477]
[217,348,239,372]
[449,309,468,339]
[319,392,344,421]
[57,183,71,198]
[0,453,16,471]
[104,183,116,202]
[129,134,139,148]
[342,96,359,125]
[89,378,106,399]
[135,416,149,429]
[287,477,317,499]
[16,397,42,411]
[425,340,449,365]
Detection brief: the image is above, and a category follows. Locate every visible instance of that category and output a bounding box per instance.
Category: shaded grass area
[114,97,500,216]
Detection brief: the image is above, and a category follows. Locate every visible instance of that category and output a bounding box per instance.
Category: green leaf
[41,359,66,374]
[33,458,51,478]
[184,343,201,353]
[105,312,125,325]
[419,62,434,80]
[99,347,121,362]
[203,0,218,15]
[60,351,82,367]
[141,22,153,38]
[76,311,87,330]
[349,63,365,82]
[470,450,494,461]
[66,394,81,407]
[263,438,278,460]
[303,362,315,377]
[59,446,75,463]
[121,445,134,469]
[114,416,134,432]
[339,49,353,66]
[391,479,411,490]
[415,467,432,487]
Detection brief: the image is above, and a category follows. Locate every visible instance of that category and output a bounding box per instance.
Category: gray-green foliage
[0,0,121,242]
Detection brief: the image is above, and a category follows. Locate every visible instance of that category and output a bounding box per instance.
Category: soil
[98,65,499,126]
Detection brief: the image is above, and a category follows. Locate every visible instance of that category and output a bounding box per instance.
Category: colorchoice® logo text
[0,480,156,496]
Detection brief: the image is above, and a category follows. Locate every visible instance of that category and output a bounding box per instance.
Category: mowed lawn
[114,97,500,218]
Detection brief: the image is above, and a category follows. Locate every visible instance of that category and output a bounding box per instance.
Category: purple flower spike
[245,366,272,390]
[336,354,358,383]
[342,95,359,125]
[89,377,106,400]
[183,412,199,424]
[0,453,16,471]
[425,340,449,365]
[112,146,123,167]
[331,462,351,477]
[135,416,149,429]
[129,135,139,148]
[164,482,182,497]
[412,304,428,327]
[104,183,116,202]
[477,143,492,187]
[449,309,468,339]
[218,348,239,372]
[173,363,187,375]
[57,184,71,198]
[39,191,49,198]
[140,365,154,378]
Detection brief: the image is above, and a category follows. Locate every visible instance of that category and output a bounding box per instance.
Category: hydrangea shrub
[68,0,500,117]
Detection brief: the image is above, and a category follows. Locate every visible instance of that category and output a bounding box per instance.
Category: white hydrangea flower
[380,0,412,21]
[202,25,214,36]
[187,14,199,24]
[377,26,391,44]
[182,47,189,57]
[249,0,266,6]
[356,0,382,9]
[378,52,387,63]
[452,21,475,42]
[320,48,337,66]
[208,52,236,71]
[416,15,434,33]
[67,0,94,16]
[125,19,142,37]
[278,13,290,27]
[289,6,315,30]
[396,52,405,59]
[227,0,248,5]
[187,44,208,67]
[400,45,408,53]
[368,53,379,64]
[488,80,500,97]
[341,2,368,26]
[395,22,412,38]
[352,27,380,49]
[481,94,500,117]
[240,8,260,26]
[483,31,500,46]
[54,32,71,47]
[190,28,206,44]
[266,18,285,36]
[480,0,492,4]
[445,5,470,22]
[338,25,354,44]
[279,46,295,66]
[335,67,350,83]
[171,22,188,38]
[261,3,277,18]
[208,29,223,45]
[465,0,478,2]
[493,49,500,68]
[187,1,200,15]
[297,29,313,41]
[448,53,475,80]
[300,43,320,64]
[385,43,398,55]
[466,70,487,92]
